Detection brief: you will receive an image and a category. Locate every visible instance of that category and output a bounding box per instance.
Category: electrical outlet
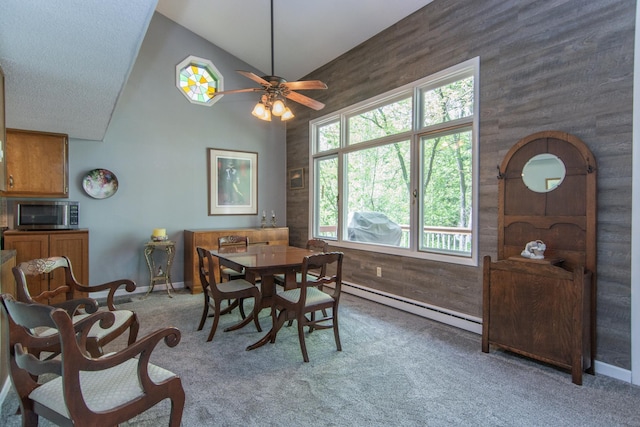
[376,267,382,277]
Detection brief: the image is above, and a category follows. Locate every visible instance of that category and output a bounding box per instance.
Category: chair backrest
[218,235,249,249]
[306,239,329,277]
[196,247,223,299]
[196,247,212,294]
[306,239,328,252]
[299,252,344,305]
[13,256,77,305]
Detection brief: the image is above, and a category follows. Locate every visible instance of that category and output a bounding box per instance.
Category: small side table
[143,240,176,297]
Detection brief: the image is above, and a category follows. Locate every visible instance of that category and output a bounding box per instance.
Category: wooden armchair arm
[70,310,117,353]
[51,297,99,316]
[74,279,137,310]
[52,308,180,370]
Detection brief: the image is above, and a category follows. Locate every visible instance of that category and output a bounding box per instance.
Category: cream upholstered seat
[13,256,139,357]
[0,294,185,427]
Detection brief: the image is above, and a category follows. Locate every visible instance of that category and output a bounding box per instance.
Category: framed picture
[289,167,304,190]
[208,148,258,215]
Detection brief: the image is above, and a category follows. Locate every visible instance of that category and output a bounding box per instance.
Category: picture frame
[289,167,304,190]
[208,148,258,215]
[545,177,561,190]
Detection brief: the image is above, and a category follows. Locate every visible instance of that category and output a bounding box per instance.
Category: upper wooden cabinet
[2,128,69,198]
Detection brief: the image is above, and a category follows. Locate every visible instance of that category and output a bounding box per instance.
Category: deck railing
[317,225,472,254]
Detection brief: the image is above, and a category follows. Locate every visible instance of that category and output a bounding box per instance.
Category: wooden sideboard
[183,227,289,293]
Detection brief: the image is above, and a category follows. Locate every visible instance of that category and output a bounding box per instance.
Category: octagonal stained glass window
[176,55,224,106]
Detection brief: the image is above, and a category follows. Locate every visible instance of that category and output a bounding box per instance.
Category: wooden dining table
[210,244,317,350]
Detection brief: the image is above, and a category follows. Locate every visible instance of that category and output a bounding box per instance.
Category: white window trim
[309,57,480,267]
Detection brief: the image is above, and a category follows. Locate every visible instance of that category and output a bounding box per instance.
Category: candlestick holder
[271,214,277,228]
[261,213,267,228]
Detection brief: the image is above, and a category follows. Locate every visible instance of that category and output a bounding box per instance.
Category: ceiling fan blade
[285,91,326,111]
[237,70,271,86]
[213,88,262,96]
[282,80,328,91]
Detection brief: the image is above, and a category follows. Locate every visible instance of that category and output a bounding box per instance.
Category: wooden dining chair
[270,252,344,362]
[0,294,185,427]
[196,247,262,341]
[12,256,139,358]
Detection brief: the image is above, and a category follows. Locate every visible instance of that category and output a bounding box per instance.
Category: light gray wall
[68,13,286,286]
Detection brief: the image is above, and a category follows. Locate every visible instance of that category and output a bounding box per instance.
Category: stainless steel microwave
[14,201,79,230]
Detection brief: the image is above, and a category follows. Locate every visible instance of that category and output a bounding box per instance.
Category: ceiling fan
[213,0,328,121]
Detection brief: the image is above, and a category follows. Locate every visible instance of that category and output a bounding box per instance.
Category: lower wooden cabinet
[3,229,89,303]
[482,256,593,385]
[183,227,289,293]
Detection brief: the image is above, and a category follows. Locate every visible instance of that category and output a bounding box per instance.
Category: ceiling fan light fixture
[280,107,294,121]
[252,101,267,117]
[271,99,286,116]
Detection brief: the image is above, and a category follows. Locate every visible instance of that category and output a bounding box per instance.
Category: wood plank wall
[285,0,634,369]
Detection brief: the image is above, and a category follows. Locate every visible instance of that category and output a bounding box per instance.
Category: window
[175,55,224,106]
[310,58,479,265]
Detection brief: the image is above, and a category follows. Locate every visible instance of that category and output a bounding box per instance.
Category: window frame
[309,57,479,266]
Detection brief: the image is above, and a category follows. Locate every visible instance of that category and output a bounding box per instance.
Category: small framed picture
[289,168,304,190]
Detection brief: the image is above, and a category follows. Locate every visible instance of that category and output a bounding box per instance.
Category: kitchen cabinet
[183,227,289,293]
[3,229,88,303]
[2,128,69,197]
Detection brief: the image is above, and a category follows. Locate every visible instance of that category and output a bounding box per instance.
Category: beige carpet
[2,289,640,426]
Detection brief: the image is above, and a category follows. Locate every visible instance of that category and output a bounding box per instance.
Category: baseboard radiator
[336,280,483,334]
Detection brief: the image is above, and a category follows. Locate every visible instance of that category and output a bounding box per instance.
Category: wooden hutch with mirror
[482,130,596,385]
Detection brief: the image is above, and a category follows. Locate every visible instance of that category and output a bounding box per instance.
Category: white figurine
[521,240,546,259]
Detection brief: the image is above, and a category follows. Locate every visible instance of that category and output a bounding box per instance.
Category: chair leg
[297,315,310,362]
[239,298,246,319]
[207,301,222,342]
[333,309,342,352]
[197,295,209,330]
[169,382,186,427]
[21,408,38,427]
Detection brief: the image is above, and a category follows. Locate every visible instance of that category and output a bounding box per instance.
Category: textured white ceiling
[0,0,158,141]
[0,0,432,141]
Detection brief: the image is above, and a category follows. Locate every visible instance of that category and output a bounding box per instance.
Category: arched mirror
[521,153,566,193]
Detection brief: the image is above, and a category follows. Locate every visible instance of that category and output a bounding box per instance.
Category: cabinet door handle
[8,175,13,188]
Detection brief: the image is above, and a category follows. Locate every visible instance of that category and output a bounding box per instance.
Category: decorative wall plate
[82,168,118,199]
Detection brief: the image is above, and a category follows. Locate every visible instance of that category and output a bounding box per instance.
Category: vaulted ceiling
[0,0,432,141]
